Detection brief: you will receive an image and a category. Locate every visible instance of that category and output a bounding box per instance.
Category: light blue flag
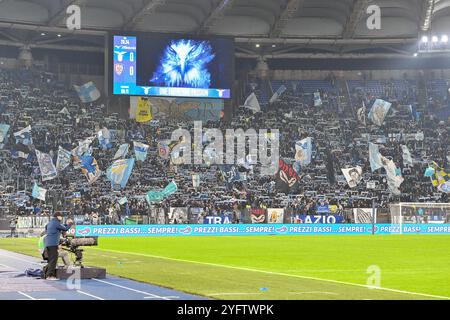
[269,85,287,103]
[424,167,435,177]
[295,137,312,166]
[369,142,383,172]
[14,125,32,146]
[369,99,391,126]
[0,124,10,148]
[114,143,129,160]
[133,141,149,162]
[146,181,178,204]
[106,158,135,189]
[118,196,128,205]
[98,128,112,149]
[74,81,100,103]
[32,183,47,201]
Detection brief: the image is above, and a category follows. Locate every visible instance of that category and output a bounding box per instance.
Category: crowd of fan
[0,67,450,224]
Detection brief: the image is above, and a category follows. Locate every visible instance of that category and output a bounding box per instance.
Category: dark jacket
[44,218,72,247]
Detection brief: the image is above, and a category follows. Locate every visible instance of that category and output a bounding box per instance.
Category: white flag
[342,166,363,188]
[401,145,413,166]
[369,99,391,126]
[243,93,261,113]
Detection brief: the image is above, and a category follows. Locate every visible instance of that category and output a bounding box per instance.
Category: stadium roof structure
[0,0,449,58]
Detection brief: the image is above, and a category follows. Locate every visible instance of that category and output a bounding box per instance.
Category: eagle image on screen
[150,39,216,88]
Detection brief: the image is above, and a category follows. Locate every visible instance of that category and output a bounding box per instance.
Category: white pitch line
[0,252,41,266]
[209,293,263,296]
[91,247,450,300]
[17,291,36,300]
[92,278,171,300]
[288,291,339,295]
[77,290,105,300]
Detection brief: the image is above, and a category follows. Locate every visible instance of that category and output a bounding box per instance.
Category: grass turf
[0,235,449,300]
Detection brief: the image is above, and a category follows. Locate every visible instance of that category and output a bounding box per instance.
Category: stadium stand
[1,65,450,225]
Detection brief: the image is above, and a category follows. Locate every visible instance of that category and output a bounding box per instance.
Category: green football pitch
[1,235,449,300]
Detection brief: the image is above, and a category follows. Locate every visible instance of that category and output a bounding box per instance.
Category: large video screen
[112,34,234,99]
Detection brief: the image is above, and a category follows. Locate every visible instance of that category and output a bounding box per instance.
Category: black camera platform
[56,266,106,280]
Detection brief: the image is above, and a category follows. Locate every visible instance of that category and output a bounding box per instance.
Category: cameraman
[43,212,73,280]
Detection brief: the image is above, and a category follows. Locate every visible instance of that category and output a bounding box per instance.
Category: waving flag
[72,137,94,157]
[275,159,300,193]
[409,105,420,122]
[342,166,363,188]
[295,137,312,166]
[192,174,200,188]
[430,162,450,193]
[80,155,101,184]
[135,97,152,123]
[74,81,100,103]
[146,181,178,204]
[32,183,47,201]
[114,143,129,160]
[35,149,57,181]
[158,140,170,160]
[369,99,391,126]
[0,124,10,148]
[424,166,435,177]
[58,107,71,118]
[97,128,112,149]
[133,141,149,162]
[401,145,413,166]
[11,142,32,161]
[219,165,241,188]
[118,196,128,205]
[369,142,383,172]
[357,102,366,125]
[56,146,71,171]
[269,85,287,103]
[380,156,404,195]
[14,125,32,146]
[106,158,135,189]
[243,93,261,113]
[313,91,322,107]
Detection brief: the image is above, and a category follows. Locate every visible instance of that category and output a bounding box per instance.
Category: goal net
[389,202,450,233]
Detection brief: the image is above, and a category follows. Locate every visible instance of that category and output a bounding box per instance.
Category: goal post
[389,202,450,234]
